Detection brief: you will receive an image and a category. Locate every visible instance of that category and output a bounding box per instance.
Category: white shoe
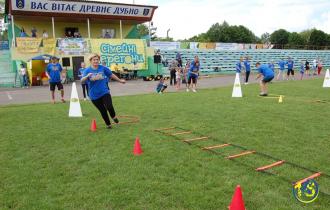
[192,89,197,92]
[244,82,248,85]
[84,98,87,101]
[186,88,190,92]
[159,91,162,94]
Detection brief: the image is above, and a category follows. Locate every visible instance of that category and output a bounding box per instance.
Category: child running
[156,78,167,94]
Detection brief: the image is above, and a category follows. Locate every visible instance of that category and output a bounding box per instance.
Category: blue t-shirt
[258,64,274,78]
[46,63,63,83]
[268,63,275,71]
[236,62,242,73]
[243,60,251,72]
[83,65,113,100]
[78,68,86,84]
[189,61,200,77]
[287,60,294,69]
[278,60,286,70]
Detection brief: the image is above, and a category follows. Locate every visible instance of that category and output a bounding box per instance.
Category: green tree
[137,24,149,38]
[260,32,270,44]
[270,29,290,47]
[300,29,314,44]
[309,29,329,47]
[288,32,305,47]
[204,21,257,43]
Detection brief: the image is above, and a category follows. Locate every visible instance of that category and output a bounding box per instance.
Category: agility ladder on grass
[154,126,330,196]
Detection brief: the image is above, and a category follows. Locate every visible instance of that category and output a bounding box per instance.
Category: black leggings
[91,94,116,126]
[170,70,177,85]
[245,71,250,83]
[82,84,89,98]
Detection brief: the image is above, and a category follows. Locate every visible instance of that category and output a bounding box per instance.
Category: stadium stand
[0,50,16,87]
[161,49,330,74]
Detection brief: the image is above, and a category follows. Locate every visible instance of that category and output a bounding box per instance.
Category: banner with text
[12,0,155,18]
[57,38,91,55]
[150,41,180,50]
[42,38,56,55]
[16,38,42,53]
[189,42,199,50]
[215,43,238,50]
[91,39,147,70]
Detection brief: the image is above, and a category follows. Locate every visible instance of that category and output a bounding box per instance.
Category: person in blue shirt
[78,62,89,101]
[45,56,65,104]
[286,57,295,80]
[243,56,251,84]
[268,61,275,72]
[277,58,286,80]
[187,55,200,92]
[81,53,125,129]
[236,57,243,73]
[255,62,274,96]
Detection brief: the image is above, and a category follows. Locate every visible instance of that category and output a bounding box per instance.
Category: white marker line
[6,91,13,100]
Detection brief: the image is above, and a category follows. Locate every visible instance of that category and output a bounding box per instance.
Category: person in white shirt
[20,64,28,88]
[42,30,49,39]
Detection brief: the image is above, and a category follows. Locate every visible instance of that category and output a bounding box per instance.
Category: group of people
[20,27,48,38]
[235,56,325,96]
[157,53,200,94]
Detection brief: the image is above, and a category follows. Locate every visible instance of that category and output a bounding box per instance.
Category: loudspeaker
[153,55,161,64]
[62,57,71,67]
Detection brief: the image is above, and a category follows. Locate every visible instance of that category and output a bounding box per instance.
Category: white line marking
[6,92,13,100]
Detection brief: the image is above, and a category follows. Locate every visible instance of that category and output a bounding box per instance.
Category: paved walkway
[0,73,321,105]
[0,75,246,105]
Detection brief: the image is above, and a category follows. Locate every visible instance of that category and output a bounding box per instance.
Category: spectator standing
[277,58,286,80]
[169,59,178,86]
[243,56,251,84]
[187,56,200,92]
[45,56,65,104]
[286,57,295,80]
[20,64,28,88]
[176,52,183,67]
[305,60,310,76]
[31,27,37,37]
[78,62,89,101]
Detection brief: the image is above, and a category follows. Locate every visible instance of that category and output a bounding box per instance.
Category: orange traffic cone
[228,185,246,210]
[133,137,143,155]
[90,119,97,132]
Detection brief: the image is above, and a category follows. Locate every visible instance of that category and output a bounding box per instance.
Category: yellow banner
[199,43,216,49]
[90,39,147,70]
[42,39,56,55]
[16,38,42,53]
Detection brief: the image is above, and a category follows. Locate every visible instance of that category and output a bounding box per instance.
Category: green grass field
[1,79,330,210]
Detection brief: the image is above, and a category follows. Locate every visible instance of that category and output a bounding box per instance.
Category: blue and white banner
[150,41,180,50]
[11,0,156,18]
[215,43,239,50]
[189,42,199,50]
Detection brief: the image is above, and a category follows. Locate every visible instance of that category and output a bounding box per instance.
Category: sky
[88,0,330,40]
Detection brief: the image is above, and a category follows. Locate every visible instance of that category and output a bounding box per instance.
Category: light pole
[167,29,170,39]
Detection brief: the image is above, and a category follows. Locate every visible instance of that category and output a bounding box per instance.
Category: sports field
[1,78,330,209]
